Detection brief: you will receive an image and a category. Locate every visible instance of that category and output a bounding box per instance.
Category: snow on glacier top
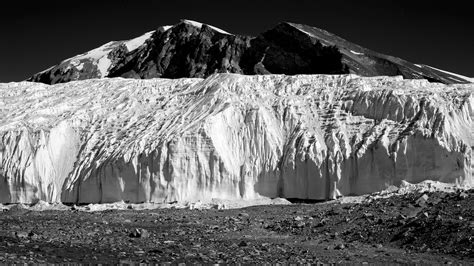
[2,74,472,133]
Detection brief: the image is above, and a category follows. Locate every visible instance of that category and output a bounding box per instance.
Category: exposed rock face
[28,20,473,85]
[108,21,251,79]
[1,74,472,203]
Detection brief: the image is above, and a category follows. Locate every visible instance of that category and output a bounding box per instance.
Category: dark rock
[415,194,429,207]
[28,232,39,240]
[405,207,422,218]
[397,214,407,220]
[238,240,248,247]
[314,218,328,227]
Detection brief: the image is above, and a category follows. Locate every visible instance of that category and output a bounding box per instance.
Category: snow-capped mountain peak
[28,20,473,85]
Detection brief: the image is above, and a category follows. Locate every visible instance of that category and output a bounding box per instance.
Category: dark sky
[1,0,473,82]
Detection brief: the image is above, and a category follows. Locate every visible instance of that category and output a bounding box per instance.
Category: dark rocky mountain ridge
[28,19,473,84]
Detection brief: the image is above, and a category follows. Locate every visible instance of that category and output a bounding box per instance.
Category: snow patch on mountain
[124,31,155,52]
[63,41,119,77]
[421,64,474,83]
[286,22,336,47]
[37,65,55,74]
[350,50,364,55]
[36,28,158,78]
[161,25,172,31]
[182,19,231,34]
[292,26,315,38]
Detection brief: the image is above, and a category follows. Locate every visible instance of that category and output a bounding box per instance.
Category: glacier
[0,74,472,204]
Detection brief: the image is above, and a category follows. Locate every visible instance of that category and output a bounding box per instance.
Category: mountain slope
[28,20,473,84]
[285,23,473,84]
[1,74,473,203]
[416,64,474,83]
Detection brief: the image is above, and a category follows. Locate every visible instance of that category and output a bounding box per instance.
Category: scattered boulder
[129,228,150,238]
[134,250,145,256]
[238,241,248,247]
[238,213,250,218]
[28,231,39,240]
[294,221,306,228]
[458,192,468,199]
[374,243,383,249]
[363,212,374,218]
[15,231,29,239]
[294,216,304,221]
[415,194,429,207]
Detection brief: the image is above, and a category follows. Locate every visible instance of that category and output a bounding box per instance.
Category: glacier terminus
[0,74,472,204]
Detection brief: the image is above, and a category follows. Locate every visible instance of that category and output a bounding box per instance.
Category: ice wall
[0,74,472,203]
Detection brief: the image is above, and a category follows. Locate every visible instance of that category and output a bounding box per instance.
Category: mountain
[28,20,473,84]
[1,74,472,203]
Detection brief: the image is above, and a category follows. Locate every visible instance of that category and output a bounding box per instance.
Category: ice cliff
[0,74,472,203]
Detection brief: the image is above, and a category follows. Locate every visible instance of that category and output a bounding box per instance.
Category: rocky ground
[0,189,472,264]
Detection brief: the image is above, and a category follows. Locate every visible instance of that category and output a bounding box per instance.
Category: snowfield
[0,74,472,204]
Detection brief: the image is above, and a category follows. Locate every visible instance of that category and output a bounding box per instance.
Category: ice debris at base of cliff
[0,198,292,212]
[0,74,473,204]
[337,180,472,204]
[77,197,292,212]
[0,180,469,212]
